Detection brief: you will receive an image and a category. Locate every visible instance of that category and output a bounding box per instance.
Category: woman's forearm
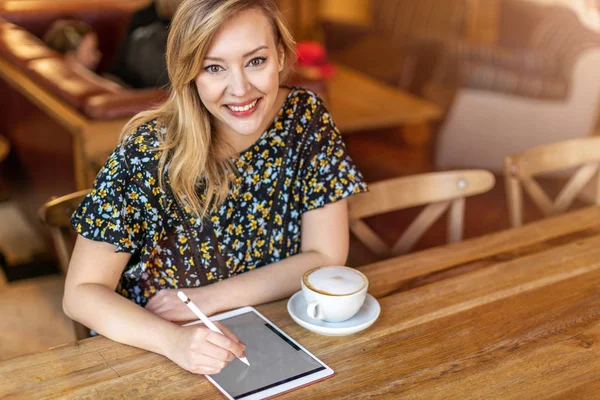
[64,283,180,356]
[198,250,343,315]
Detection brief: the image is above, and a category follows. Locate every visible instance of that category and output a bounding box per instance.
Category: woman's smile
[224,97,262,117]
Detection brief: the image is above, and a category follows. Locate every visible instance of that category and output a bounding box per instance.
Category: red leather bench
[0,0,166,254]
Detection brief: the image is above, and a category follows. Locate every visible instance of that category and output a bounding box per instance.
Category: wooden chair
[38,189,91,340]
[348,170,495,258]
[505,137,600,227]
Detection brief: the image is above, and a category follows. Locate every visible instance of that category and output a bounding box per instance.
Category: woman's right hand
[166,322,247,375]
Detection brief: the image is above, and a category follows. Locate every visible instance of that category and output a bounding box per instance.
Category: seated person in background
[109,0,184,89]
[44,20,101,71]
[43,20,121,92]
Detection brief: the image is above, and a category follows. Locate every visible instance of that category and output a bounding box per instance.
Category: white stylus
[177,291,250,366]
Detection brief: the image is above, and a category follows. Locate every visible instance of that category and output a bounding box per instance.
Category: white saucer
[287,291,381,336]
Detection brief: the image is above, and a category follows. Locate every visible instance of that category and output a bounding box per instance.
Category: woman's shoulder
[286,87,339,143]
[121,119,163,157]
[287,87,324,111]
[89,119,165,200]
[110,118,163,177]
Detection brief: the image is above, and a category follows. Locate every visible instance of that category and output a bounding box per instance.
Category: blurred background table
[326,65,442,136]
[321,65,443,181]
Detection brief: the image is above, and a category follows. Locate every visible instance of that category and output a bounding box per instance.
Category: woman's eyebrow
[205,45,268,62]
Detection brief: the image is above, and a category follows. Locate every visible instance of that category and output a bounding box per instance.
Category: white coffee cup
[301,266,369,323]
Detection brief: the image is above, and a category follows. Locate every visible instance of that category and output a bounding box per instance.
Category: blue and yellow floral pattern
[72,88,368,306]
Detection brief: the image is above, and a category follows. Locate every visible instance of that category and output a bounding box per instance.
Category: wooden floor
[0,201,45,266]
[0,201,73,360]
[0,275,75,362]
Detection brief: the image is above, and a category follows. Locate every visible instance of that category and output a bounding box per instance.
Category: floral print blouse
[71,88,368,306]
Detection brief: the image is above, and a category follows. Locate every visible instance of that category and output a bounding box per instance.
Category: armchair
[321,0,600,174]
[418,0,600,172]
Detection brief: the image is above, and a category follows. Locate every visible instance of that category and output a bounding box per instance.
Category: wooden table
[322,65,443,180]
[5,207,600,399]
[326,65,442,137]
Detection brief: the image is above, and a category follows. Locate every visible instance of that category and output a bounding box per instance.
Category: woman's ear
[277,43,285,72]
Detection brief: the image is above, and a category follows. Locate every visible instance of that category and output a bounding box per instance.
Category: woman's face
[195,8,284,147]
[74,33,102,71]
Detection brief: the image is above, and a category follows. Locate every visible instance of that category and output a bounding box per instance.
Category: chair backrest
[505,136,600,227]
[38,189,91,340]
[38,189,90,274]
[0,136,9,163]
[348,169,495,257]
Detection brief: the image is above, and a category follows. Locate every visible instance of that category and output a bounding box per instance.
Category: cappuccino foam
[305,266,366,295]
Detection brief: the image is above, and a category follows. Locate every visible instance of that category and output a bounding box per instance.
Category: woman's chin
[224,114,267,138]
[230,125,263,138]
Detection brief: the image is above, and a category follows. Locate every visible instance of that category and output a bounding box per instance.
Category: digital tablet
[184,306,334,399]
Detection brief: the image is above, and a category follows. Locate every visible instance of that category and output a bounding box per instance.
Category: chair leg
[506,175,523,227]
[505,158,523,227]
[448,198,465,243]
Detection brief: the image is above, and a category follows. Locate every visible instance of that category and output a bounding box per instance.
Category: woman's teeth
[227,99,258,112]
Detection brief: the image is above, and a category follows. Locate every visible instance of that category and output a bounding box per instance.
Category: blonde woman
[64,0,367,375]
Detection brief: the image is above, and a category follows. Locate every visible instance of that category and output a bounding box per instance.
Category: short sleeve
[71,143,147,253]
[301,103,368,213]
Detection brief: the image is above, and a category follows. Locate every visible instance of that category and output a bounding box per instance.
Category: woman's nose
[228,68,250,97]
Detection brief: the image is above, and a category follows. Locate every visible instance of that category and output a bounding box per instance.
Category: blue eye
[247,57,267,67]
[205,65,223,74]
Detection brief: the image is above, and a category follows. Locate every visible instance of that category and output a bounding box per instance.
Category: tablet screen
[211,311,326,399]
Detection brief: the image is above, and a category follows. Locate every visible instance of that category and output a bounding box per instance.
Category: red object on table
[296,41,336,79]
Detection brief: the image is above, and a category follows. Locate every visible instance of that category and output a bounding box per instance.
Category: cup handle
[307,301,325,320]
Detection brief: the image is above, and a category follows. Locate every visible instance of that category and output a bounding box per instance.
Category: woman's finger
[206,330,245,359]
[214,322,242,344]
[190,352,229,373]
[199,340,235,363]
[215,323,247,357]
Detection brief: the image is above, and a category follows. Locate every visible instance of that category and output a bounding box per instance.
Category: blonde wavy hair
[120,0,296,219]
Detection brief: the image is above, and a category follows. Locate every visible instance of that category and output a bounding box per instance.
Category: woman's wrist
[189,285,222,316]
[156,320,184,358]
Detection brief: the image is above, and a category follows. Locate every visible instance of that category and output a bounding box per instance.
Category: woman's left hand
[146,289,199,322]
